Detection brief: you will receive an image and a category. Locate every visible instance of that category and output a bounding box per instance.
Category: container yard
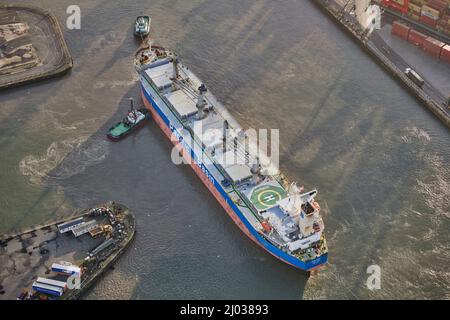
[378,1,450,97]
[0,202,135,300]
[0,5,72,90]
[390,20,450,62]
[313,0,450,129]
[377,0,450,38]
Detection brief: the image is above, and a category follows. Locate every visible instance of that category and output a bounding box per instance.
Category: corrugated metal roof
[71,220,98,237]
[165,89,198,118]
[57,217,84,231]
[51,263,81,274]
[145,62,173,89]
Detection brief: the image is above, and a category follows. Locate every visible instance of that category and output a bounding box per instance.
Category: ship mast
[129,97,135,111]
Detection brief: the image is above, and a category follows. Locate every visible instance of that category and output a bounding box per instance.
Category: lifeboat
[260,221,272,233]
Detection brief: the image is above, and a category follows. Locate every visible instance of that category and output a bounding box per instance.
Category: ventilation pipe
[223,120,229,153]
[196,84,207,119]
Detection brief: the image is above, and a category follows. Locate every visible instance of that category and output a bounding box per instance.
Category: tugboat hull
[107,108,149,141]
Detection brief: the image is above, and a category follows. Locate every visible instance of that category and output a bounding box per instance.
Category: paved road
[370,31,449,110]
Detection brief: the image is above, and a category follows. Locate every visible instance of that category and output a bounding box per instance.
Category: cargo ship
[134,41,328,271]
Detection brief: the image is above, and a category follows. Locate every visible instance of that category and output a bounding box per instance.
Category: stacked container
[391,19,450,64]
[392,21,411,39]
[441,44,450,62]
[421,4,441,27]
[383,0,450,36]
[423,36,446,57]
[408,28,429,45]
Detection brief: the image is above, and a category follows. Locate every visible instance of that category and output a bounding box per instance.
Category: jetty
[0,202,135,300]
[0,5,72,90]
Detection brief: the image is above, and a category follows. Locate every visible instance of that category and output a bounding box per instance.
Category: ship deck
[142,61,286,230]
[140,54,328,263]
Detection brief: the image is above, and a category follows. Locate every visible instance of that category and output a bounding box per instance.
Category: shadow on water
[94,24,143,78]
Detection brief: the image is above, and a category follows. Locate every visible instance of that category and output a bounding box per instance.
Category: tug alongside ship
[107,98,149,141]
[134,40,328,271]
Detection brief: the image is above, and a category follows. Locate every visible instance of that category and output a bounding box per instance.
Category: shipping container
[423,36,446,57]
[71,219,98,237]
[422,4,441,19]
[405,68,425,87]
[427,0,448,14]
[408,29,428,46]
[392,21,411,39]
[51,263,81,276]
[57,217,84,234]
[440,45,450,63]
[36,277,67,289]
[32,282,64,297]
[409,3,422,13]
[420,14,439,27]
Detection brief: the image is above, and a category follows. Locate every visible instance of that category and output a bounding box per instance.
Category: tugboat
[134,16,151,37]
[107,98,149,141]
[1,202,136,300]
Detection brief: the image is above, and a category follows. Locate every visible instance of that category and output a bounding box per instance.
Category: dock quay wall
[312,0,450,130]
[0,5,73,90]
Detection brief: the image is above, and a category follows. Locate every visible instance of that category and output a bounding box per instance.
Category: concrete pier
[312,0,450,130]
[0,5,72,90]
[0,203,135,300]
